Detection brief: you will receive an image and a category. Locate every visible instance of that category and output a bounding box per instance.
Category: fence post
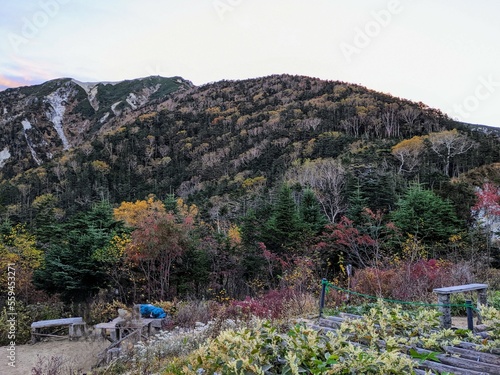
[319,278,327,318]
[466,300,474,331]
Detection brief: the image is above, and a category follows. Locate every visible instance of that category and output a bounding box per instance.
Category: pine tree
[299,188,328,234]
[33,203,119,302]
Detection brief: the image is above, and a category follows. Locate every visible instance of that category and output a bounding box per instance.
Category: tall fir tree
[263,184,303,255]
[299,188,328,234]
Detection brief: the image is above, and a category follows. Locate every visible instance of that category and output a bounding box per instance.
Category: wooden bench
[433,283,488,328]
[31,317,86,343]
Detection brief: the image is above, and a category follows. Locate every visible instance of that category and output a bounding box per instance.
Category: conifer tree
[33,203,119,302]
[299,188,328,234]
[263,184,303,255]
[391,184,461,245]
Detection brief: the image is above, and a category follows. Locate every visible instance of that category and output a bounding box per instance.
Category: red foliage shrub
[351,260,473,303]
[220,288,293,321]
[350,267,398,298]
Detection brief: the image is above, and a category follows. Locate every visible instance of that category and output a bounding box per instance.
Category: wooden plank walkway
[314,314,500,375]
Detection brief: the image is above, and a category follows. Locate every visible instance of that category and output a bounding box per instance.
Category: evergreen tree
[299,188,328,234]
[33,203,120,302]
[263,184,303,255]
[346,180,369,224]
[390,184,461,245]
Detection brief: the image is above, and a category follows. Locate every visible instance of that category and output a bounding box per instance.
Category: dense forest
[1,74,500,319]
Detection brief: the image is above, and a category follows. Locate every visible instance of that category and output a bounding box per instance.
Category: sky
[1,0,499,127]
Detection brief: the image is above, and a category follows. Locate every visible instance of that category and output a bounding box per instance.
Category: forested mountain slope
[0,76,192,173]
[0,74,499,225]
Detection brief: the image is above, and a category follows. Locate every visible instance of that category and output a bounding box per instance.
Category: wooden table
[95,318,155,343]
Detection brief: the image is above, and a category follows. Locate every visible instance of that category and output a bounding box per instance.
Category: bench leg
[477,288,488,324]
[31,329,38,344]
[437,294,451,329]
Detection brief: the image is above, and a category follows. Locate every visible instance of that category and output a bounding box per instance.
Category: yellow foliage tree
[227,224,242,246]
[391,136,425,174]
[113,195,166,227]
[176,198,199,221]
[0,225,43,301]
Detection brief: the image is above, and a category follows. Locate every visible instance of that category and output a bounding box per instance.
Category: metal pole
[319,278,327,318]
[466,300,474,331]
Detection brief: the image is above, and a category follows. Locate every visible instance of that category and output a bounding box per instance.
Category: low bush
[351,260,474,302]
[0,300,66,345]
[181,319,415,374]
[87,300,127,326]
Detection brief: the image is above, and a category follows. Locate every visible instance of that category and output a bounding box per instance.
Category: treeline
[1,178,499,308]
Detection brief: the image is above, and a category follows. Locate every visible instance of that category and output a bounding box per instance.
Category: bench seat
[434,283,488,294]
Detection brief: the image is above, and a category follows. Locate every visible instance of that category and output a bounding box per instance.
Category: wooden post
[319,278,327,318]
[437,293,452,329]
[465,300,473,331]
[477,288,487,324]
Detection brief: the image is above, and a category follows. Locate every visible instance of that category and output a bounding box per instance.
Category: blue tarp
[140,304,166,318]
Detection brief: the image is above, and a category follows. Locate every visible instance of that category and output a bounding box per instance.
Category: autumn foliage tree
[391,136,425,174]
[114,195,198,300]
[113,194,166,228]
[472,182,500,259]
[315,210,397,272]
[128,212,192,300]
[0,224,43,303]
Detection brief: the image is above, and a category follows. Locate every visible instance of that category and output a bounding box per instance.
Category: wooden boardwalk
[314,314,500,375]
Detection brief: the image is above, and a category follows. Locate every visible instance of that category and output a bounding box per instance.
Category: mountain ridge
[0,75,193,171]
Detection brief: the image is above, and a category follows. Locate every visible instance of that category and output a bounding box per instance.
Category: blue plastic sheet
[140,304,166,318]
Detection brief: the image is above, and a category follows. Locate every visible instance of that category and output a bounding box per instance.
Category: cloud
[0,74,37,91]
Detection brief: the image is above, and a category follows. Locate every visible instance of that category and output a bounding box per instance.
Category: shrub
[219,288,304,322]
[351,260,474,303]
[0,300,66,345]
[171,299,213,328]
[182,319,415,374]
[31,354,84,375]
[87,300,127,326]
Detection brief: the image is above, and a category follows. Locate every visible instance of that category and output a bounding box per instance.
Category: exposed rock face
[0,76,192,172]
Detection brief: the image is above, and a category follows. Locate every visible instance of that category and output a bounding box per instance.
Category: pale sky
[1,0,499,127]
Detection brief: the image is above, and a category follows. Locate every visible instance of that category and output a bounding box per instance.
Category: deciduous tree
[426,129,477,177]
[391,136,425,174]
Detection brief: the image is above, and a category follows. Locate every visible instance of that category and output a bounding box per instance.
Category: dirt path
[1,338,109,375]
